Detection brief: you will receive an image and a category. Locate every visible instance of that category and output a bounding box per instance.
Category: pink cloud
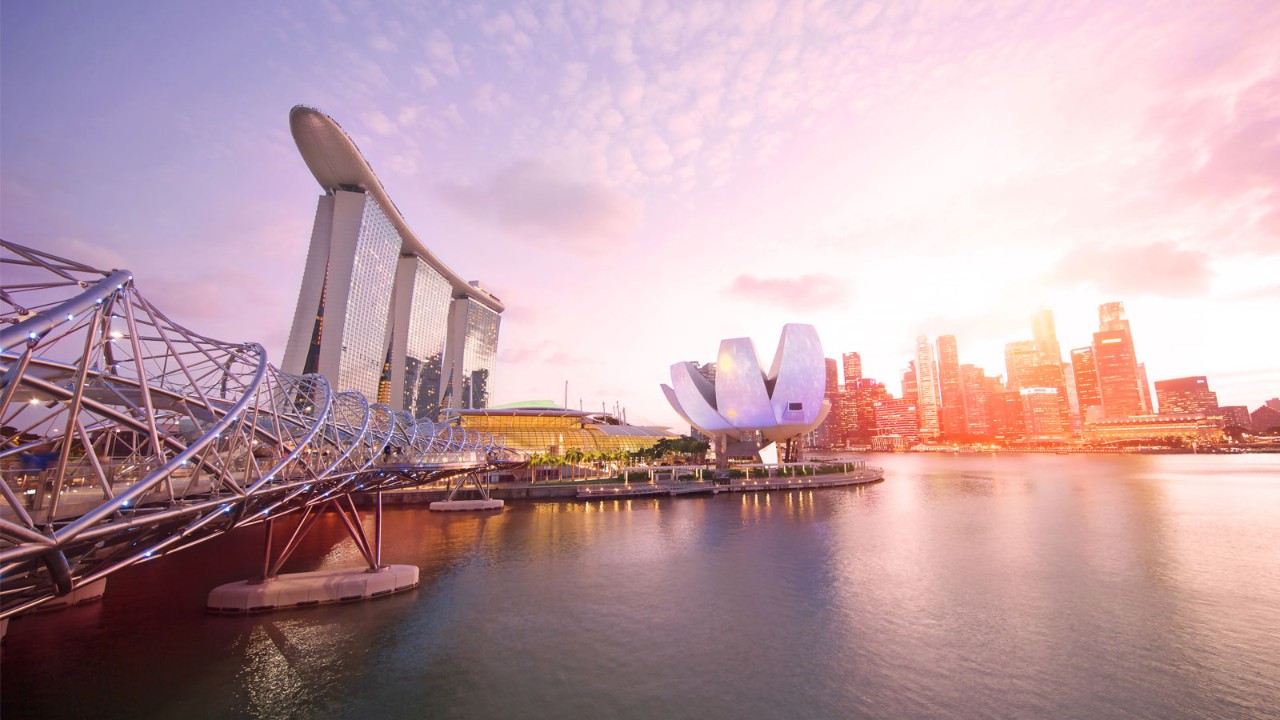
[437,159,642,249]
[725,273,849,312]
[1051,241,1212,297]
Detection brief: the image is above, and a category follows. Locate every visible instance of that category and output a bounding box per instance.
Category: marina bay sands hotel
[282,106,501,420]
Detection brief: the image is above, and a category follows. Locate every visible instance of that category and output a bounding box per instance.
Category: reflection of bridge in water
[0,241,522,624]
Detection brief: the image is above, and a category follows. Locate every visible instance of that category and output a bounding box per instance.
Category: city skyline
[2,1,1278,431]
[821,300,1277,445]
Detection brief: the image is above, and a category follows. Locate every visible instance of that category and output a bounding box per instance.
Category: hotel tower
[282,106,503,420]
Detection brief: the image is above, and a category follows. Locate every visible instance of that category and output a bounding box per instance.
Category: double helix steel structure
[0,241,522,618]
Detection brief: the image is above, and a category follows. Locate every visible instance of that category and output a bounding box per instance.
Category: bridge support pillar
[430,472,504,512]
[207,492,417,614]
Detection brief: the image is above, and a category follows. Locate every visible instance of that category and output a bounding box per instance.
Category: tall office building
[1004,340,1039,391]
[1099,301,1129,333]
[1137,363,1153,414]
[852,378,887,444]
[1092,302,1143,418]
[936,335,967,436]
[1062,361,1081,434]
[842,352,862,389]
[817,358,842,447]
[1031,307,1062,365]
[1070,347,1103,422]
[873,398,920,441]
[960,364,991,436]
[1021,387,1068,438]
[902,361,917,401]
[915,336,941,438]
[1154,376,1219,415]
[1219,405,1250,429]
[283,106,503,419]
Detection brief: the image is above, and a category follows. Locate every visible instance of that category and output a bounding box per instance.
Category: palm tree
[564,449,583,481]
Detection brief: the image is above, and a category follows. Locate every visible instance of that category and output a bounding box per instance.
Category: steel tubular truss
[0,241,524,618]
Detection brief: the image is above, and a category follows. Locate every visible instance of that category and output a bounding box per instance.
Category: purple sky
[3,1,1278,429]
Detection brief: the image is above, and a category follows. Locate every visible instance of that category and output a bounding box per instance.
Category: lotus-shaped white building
[662,324,831,456]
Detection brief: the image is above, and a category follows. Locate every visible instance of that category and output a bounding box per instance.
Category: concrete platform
[429,499,504,511]
[206,565,419,614]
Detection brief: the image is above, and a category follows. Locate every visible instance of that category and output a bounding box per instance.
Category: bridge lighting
[67,313,75,321]
[144,551,154,558]
[28,332,39,340]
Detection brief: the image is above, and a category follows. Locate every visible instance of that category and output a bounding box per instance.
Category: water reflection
[3,455,1278,719]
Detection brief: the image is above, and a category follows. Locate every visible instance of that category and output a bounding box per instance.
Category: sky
[3,0,1278,430]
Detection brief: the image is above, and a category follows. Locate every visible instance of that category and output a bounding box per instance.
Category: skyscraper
[1154,376,1219,415]
[936,335,967,436]
[915,336,941,438]
[842,352,862,389]
[902,361,917,401]
[283,106,503,419]
[1070,346,1103,422]
[852,378,887,444]
[1020,387,1068,438]
[818,357,842,447]
[1031,306,1062,365]
[960,364,991,436]
[1092,302,1143,418]
[1004,340,1039,391]
[1137,363,1153,414]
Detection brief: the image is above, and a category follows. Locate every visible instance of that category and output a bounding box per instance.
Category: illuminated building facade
[1020,387,1068,438]
[449,406,676,456]
[1154,376,1219,415]
[1004,340,1040,391]
[915,336,941,438]
[936,335,967,436]
[842,352,862,389]
[1092,329,1142,418]
[1218,405,1250,429]
[1070,346,1102,422]
[1031,307,1062,365]
[282,106,503,420]
[852,378,887,444]
[872,397,920,450]
[1082,414,1224,445]
[960,364,990,435]
[1251,405,1280,434]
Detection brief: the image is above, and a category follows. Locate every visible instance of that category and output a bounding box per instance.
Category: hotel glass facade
[444,297,500,411]
[336,198,400,399]
[401,257,453,419]
[283,107,503,420]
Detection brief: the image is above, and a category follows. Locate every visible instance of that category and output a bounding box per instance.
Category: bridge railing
[0,240,515,617]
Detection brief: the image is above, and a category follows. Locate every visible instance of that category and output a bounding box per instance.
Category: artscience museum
[662,324,831,462]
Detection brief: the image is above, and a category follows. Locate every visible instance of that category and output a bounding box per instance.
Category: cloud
[724,273,849,312]
[437,159,643,247]
[1051,241,1213,297]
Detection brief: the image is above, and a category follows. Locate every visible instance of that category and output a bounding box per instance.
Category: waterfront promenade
[372,461,885,504]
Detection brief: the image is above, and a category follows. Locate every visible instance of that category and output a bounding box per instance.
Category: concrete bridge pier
[206,492,417,614]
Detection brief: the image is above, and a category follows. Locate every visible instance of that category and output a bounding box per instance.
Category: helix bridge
[0,240,523,619]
